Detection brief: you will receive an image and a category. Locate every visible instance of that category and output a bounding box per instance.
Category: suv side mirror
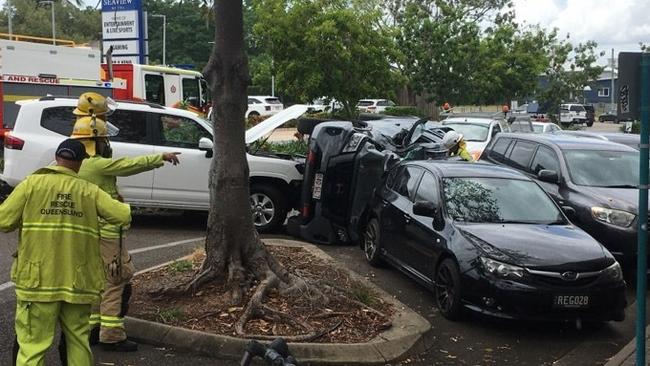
[198,137,214,158]
[537,169,559,183]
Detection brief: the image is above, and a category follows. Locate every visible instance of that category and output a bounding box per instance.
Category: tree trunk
[194,0,287,304]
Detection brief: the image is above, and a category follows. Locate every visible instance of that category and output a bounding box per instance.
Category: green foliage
[251,139,308,156]
[537,36,604,117]
[144,0,215,69]
[0,0,101,44]
[168,260,193,273]
[253,0,397,119]
[157,307,184,323]
[563,124,584,131]
[383,106,426,117]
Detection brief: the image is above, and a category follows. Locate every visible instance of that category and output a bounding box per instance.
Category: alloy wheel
[364,222,378,261]
[250,193,275,227]
[435,265,455,313]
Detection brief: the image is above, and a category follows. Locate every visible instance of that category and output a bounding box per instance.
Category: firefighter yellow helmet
[72,92,117,117]
[70,116,110,156]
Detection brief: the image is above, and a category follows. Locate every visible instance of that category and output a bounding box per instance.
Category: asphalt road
[0,122,641,365]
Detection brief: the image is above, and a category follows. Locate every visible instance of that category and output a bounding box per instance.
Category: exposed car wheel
[435,258,463,320]
[250,184,287,233]
[363,218,384,267]
[586,121,593,127]
[248,111,260,118]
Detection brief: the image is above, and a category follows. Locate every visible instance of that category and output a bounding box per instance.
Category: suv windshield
[443,177,564,224]
[442,123,489,141]
[564,149,639,187]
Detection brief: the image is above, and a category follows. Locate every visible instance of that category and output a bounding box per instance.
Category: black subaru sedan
[363,161,626,322]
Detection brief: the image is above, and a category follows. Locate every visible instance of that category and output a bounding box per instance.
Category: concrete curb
[126,238,432,365]
[603,323,650,366]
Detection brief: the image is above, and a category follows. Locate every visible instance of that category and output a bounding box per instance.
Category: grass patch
[157,307,184,323]
[168,260,193,273]
[350,283,377,307]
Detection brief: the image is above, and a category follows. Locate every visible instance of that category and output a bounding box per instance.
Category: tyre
[435,258,463,320]
[586,121,593,127]
[247,111,260,118]
[250,184,288,233]
[363,218,384,267]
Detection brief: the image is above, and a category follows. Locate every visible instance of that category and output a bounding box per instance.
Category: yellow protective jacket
[77,154,163,239]
[452,140,474,162]
[0,166,131,304]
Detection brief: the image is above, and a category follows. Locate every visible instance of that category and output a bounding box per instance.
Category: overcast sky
[512,0,650,66]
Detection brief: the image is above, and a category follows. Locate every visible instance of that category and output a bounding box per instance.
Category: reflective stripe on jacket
[0,165,131,304]
[452,140,474,162]
[78,154,163,238]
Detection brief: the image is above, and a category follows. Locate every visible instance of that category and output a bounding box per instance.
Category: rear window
[358,100,374,106]
[570,105,585,112]
[265,98,282,104]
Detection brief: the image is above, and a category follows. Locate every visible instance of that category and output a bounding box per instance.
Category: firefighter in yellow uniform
[1,139,131,366]
[71,93,180,351]
[442,130,474,162]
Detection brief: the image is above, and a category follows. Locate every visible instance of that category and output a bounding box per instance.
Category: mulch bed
[130,245,394,343]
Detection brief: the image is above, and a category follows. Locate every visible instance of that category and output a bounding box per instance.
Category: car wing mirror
[413,201,437,217]
[561,206,576,221]
[198,137,214,158]
[537,169,559,183]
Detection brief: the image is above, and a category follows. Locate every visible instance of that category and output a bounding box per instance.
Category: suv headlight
[479,257,524,280]
[602,261,623,282]
[591,207,635,228]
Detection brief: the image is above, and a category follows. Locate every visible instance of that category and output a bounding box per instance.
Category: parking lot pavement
[1,212,649,365]
[587,121,623,133]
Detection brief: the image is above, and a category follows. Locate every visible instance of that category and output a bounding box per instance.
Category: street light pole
[7,0,13,40]
[50,2,56,45]
[151,14,166,65]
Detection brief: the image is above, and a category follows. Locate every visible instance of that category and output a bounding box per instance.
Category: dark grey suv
[481,133,644,266]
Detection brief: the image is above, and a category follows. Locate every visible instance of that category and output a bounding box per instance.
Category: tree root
[241,319,343,342]
[184,264,219,293]
[235,271,280,336]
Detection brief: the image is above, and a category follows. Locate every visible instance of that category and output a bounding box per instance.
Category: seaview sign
[102,0,141,12]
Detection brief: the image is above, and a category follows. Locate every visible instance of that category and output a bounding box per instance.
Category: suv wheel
[435,258,463,320]
[250,184,287,233]
[248,111,260,118]
[363,218,384,267]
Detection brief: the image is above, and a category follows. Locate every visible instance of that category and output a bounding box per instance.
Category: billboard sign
[101,0,146,64]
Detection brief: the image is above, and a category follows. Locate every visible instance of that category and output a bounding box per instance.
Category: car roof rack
[37,95,165,109]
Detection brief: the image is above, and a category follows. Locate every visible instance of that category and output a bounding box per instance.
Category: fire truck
[0,37,210,140]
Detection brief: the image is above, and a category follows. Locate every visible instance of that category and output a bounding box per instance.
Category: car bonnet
[244,104,309,144]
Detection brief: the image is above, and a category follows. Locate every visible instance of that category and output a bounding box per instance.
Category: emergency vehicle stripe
[15,285,100,296]
[22,222,99,238]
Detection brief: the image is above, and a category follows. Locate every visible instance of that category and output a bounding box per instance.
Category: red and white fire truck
[0,38,210,139]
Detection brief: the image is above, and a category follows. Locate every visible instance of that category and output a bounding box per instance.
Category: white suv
[0,97,308,232]
[560,103,587,125]
[357,99,395,113]
[247,96,284,118]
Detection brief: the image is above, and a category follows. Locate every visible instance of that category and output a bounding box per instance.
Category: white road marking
[0,236,205,293]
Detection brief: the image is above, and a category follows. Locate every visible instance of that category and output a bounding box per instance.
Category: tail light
[265,106,271,111]
[367,106,377,111]
[5,134,24,150]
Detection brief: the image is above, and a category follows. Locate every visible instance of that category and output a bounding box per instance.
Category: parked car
[362,160,626,321]
[554,131,639,149]
[247,96,284,118]
[357,99,396,114]
[441,113,511,160]
[289,117,449,245]
[307,98,342,113]
[508,115,535,133]
[559,104,589,126]
[599,110,619,123]
[1,97,309,232]
[532,122,562,133]
[481,133,645,265]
